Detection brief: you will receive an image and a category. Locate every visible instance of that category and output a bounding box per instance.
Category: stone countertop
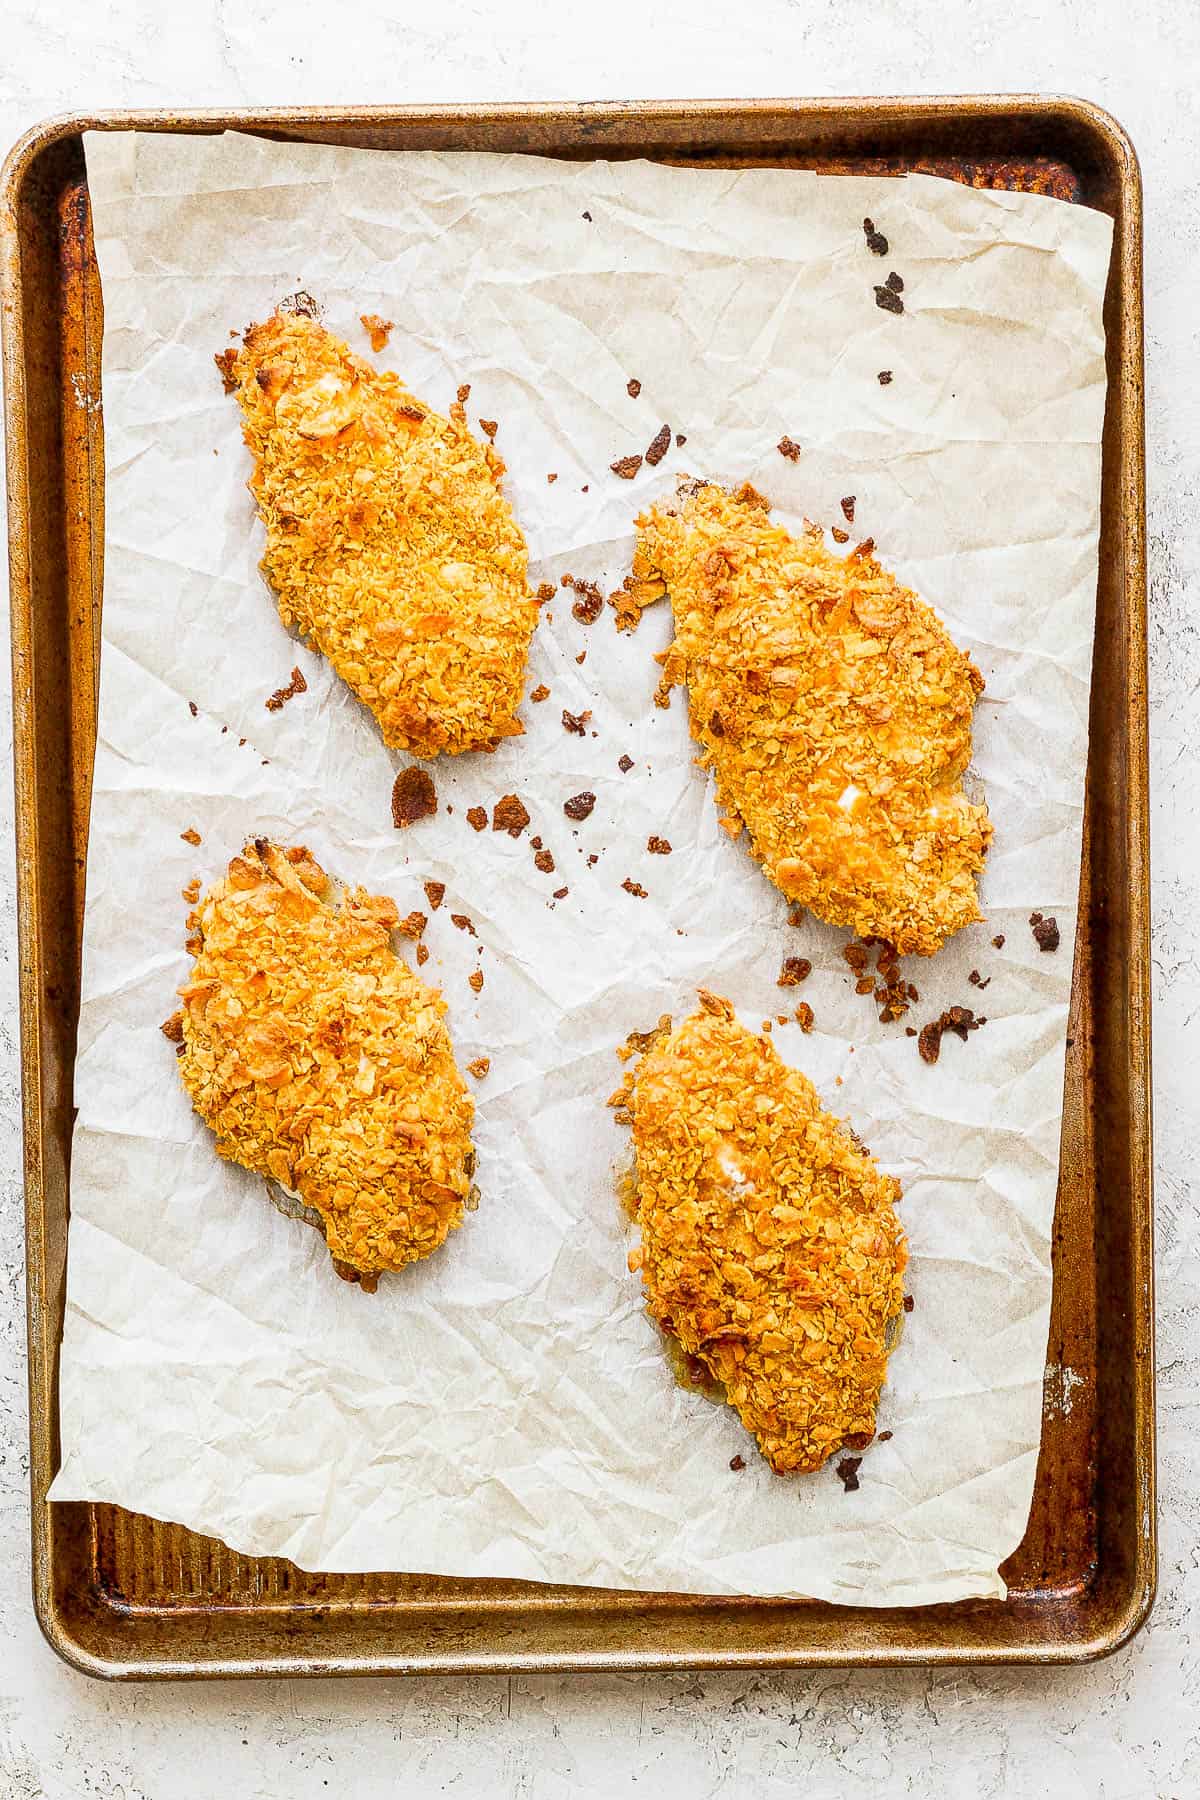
[0,3,1191,1795]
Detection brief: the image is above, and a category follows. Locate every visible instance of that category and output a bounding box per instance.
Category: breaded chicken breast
[167,839,475,1288]
[617,992,905,1473]
[221,309,538,756]
[633,481,992,955]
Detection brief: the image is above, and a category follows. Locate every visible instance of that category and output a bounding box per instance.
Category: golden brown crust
[635,482,992,955]
[227,311,538,756]
[621,993,905,1473]
[176,840,475,1279]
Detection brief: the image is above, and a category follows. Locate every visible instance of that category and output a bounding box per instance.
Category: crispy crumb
[778,957,812,987]
[492,793,531,837]
[862,218,888,256]
[161,1010,185,1043]
[467,1056,490,1079]
[618,754,634,773]
[645,424,671,467]
[534,849,555,873]
[647,835,672,855]
[917,1005,983,1064]
[478,418,498,440]
[182,879,202,905]
[795,1002,814,1033]
[553,886,568,899]
[564,792,596,821]
[878,370,893,385]
[530,684,551,703]
[836,1456,863,1492]
[181,827,202,846]
[562,708,591,736]
[392,766,437,828]
[622,878,648,898]
[546,472,557,484]
[831,526,850,544]
[265,665,308,712]
[1029,911,1061,952]
[675,433,687,447]
[611,454,643,480]
[456,383,471,404]
[424,880,445,911]
[840,496,857,523]
[992,933,1005,949]
[188,700,199,717]
[451,913,476,935]
[730,1454,746,1471]
[468,969,484,993]
[360,313,394,352]
[627,378,642,398]
[397,910,427,939]
[466,806,488,832]
[562,573,605,624]
[777,436,802,462]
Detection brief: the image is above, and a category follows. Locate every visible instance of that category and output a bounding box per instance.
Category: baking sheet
[50,128,1113,1606]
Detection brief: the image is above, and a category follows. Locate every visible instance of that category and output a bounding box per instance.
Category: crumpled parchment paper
[51,129,1112,1605]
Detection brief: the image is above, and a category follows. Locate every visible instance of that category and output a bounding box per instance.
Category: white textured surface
[0,2,1190,1794]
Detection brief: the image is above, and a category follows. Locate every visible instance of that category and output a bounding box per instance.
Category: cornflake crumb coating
[227,311,538,756]
[625,992,905,1472]
[176,840,474,1281]
[634,481,992,955]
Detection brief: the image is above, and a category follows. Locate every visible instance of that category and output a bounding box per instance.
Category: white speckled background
[0,2,1191,1794]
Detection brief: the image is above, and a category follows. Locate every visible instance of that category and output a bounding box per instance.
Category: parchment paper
[52,129,1113,1605]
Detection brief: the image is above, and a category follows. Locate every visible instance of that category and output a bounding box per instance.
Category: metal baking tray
[1,97,1152,1677]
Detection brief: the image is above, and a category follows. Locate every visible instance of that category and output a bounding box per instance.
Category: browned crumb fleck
[842,942,869,975]
[265,665,308,712]
[627,378,642,398]
[416,943,429,966]
[535,582,556,603]
[392,766,437,828]
[777,436,802,462]
[160,1011,185,1043]
[611,454,643,480]
[424,880,445,911]
[917,1004,983,1064]
[478,418,498,441]
[467,1056,490,1079]
[836,1455,863,1492]
[778,957,812,986]
[466,806,488,832]
[214,348,238,392]
[182,878,201,905]
[575,651,586,665]
[647,835,672,855]
[553,885,570,900]
[886,271,904,293]
[564,791,596,821]
[729,1454,746,1471]
[181,827,202,846]
[530,684,551,703]
[831,526,850,544]
[905,1025,917,1037]
[451,913,476,936]
[875,285,904,315]
[456,383,471,404]
[188,700,198,717]
[1029,911,1061,952]
[854,975,875,995]
[562,708,591,736]
[675,433,687,447]
[903,1294,914,1312]
[840,496,857,522]
[547,472,558,484]
[878,1429,893,1441]
[360,314,394,352]
[492,793,531,837]
[862,219,888,256]
[645,423,671,467]
[587,854,599,867]
[795,1002,815,1033]
[534,849,555,873]
[582,210,592,222]
[562,573,605,623]
[530,835,543,850]
[967,969,992,989]
[618,755,634,773]
[762,1018,774,1032]
[992,933,1005,949]
[622,878,648,898]
[878,370,893,385]
[468,969,484,993]
[397,910,427,939]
